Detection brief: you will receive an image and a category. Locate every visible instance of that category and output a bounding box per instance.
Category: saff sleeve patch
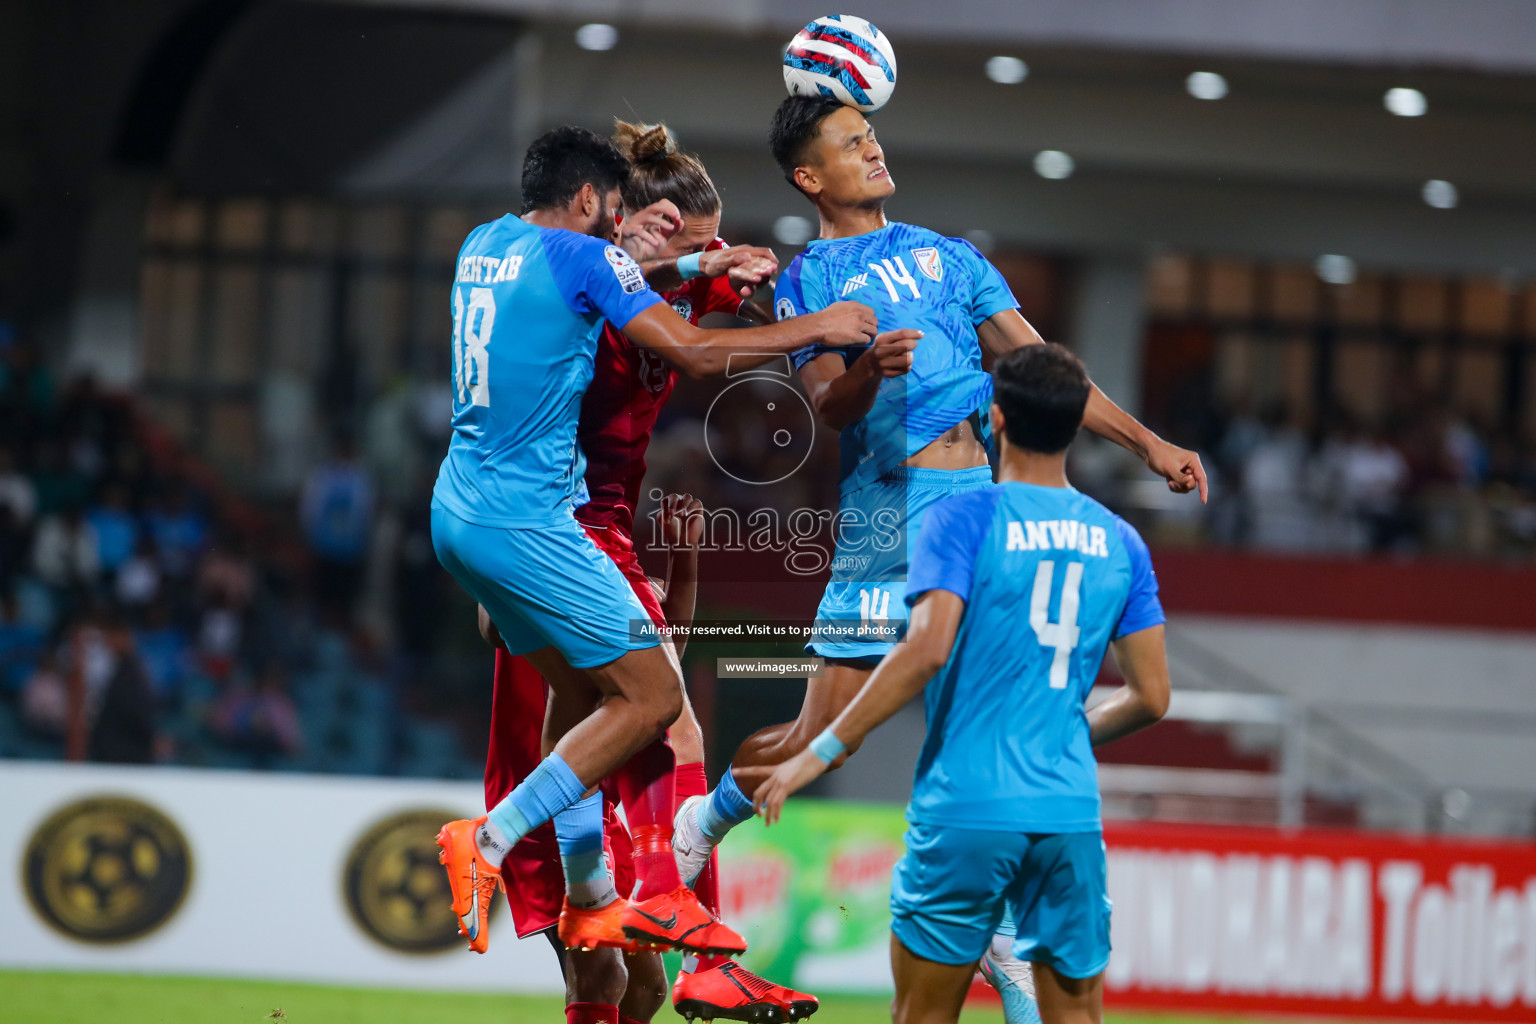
[604,245,646,294]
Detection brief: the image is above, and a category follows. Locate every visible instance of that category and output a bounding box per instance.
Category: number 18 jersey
[903,482,1165,833]
[432,215,662,528]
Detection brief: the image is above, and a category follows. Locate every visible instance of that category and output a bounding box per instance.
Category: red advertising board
[1099,822,1536,1021]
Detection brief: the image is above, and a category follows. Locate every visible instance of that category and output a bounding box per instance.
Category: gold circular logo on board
[344,808,480,953]
[23,795,193,944]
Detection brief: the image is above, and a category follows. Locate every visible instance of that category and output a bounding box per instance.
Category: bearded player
[471,122,822,1024]
[431,124,878,965]
[670,95,1206,1011]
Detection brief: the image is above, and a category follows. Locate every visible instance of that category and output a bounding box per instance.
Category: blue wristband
[676,251,704,280]
[808,728,846,766]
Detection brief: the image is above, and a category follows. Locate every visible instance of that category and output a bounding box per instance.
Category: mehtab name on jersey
[1005,519,1110,558]
[457,252,524,284]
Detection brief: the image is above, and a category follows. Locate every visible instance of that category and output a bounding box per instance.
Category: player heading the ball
[754,343,1173,1024]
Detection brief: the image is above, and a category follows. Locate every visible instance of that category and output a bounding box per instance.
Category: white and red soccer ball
[782,15,897,114]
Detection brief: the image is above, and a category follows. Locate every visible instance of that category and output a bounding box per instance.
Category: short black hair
[992,343,1091,454]
[519,126,630,215]
[769,95,846,188]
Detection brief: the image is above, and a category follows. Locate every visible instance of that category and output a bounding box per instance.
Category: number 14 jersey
[774,222,1019,493]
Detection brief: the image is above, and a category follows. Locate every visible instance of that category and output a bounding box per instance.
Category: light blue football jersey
[902,482,1165,833]
[432,215,662,528]
[774,222,1018,491]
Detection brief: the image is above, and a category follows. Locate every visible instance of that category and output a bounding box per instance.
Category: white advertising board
[0,761,562,991]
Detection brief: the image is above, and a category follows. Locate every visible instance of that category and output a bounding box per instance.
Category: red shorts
[485,524,663,938]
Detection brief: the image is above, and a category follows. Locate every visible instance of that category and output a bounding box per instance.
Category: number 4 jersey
[774,222,1019,492]
[432,215,663,528]
[903,482,1165,833]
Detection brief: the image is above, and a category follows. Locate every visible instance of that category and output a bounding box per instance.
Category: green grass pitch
[0,970,1277,1024]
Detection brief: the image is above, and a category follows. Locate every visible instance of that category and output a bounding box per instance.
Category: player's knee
[646,682,684,733]
[623,681,682,744]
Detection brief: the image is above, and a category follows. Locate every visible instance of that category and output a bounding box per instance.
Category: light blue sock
[983,908,1041,1024]
[484,752,587,851]
[554,793,617,908]
[696,769,755,844]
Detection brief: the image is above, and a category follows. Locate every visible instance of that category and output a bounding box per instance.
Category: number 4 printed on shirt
[1030,560,1082,689]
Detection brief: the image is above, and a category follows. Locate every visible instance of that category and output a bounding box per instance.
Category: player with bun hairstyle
[479,120,821,1024]
[434,120,875,996]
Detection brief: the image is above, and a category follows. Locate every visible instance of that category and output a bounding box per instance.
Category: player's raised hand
[659,492,705,550]
[700,246,779,298]
[753,747,829,826]
[808,300,879,347]
[866,328,921,378]
[619,200,684,262]
[1144,439,1209,503]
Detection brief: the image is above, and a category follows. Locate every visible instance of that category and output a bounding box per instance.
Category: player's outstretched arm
[643,245,779,298]
[798,329,921,431]
[657,493,704,659]
[1088,624,1171,747]
[976,309,1209,502]
[619,300,877,379]
[754,590,964,825]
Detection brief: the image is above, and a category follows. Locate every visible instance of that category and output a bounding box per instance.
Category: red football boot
[620,885,747,955]
[672,960,819,1023]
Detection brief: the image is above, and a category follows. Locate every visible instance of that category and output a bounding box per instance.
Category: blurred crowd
[0,336,476,776]
[6,319,1534,779]
[635,373,1536,562]
[1202,402,1536,556]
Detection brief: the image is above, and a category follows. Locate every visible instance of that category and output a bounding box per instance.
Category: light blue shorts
[890,824,1111,978]
[808,465,993,662]
[431,504,657,669]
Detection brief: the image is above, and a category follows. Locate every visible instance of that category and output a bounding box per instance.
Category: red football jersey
[576,239,746,535]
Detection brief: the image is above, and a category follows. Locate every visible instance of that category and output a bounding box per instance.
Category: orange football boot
[436,816,504,954]
[557,896,651,952]
[621,885,748,955]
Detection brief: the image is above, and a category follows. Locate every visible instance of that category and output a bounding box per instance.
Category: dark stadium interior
[3,0,1536,815]
[1,8,1535,1017]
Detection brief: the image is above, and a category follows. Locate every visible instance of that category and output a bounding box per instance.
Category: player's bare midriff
[902,416,988,472]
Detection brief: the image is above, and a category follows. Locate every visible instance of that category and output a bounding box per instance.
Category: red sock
[674,761,708,803]
[615,738,682,900]
[674,765,717,920]
[691,857,732,971]
[566,1004,618,1024]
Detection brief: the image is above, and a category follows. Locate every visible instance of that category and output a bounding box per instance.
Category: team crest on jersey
[670,296,694,323]
[604,245,646,294]
[776,297,798,321]
[911,247,943,282]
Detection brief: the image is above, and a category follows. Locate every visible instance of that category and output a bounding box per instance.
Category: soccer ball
[782,15,897,114]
